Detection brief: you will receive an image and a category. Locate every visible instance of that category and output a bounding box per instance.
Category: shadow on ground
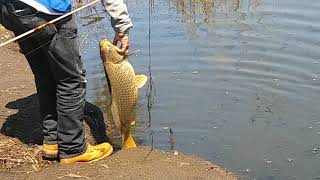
[0,94,109,145]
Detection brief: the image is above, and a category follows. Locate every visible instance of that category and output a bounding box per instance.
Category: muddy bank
[0,26,237,179]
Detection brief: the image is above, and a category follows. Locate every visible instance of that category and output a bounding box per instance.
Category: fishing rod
[0,0,100,48]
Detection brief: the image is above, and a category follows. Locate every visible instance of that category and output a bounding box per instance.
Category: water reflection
[174,0,261,23]
[81,0,320,179]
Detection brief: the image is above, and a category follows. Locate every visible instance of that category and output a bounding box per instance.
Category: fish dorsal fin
[136,74,148,88]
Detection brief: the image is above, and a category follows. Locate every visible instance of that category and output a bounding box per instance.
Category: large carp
[99,39,147,149]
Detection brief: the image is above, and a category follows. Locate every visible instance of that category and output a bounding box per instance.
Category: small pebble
[179,162,190,166]
[173,150,179,156]
[99,164,109,168]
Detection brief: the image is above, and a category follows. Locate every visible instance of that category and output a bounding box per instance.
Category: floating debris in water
[225,91,229,95]
[192,71,199,74]
[176,78,181,81]
[308,126,313,129]
[264,159,272,164]
[287,158,294,163]
[312,148,318,154]
[314,61,319,64]
[239,168,252,174]
[317,132,320,135]
[162,127,169,130]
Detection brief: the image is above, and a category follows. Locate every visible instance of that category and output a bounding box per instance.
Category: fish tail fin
[136,74,148,88]
[122,133,137,149]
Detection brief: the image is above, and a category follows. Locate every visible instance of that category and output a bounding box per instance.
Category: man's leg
[18,38,59,146]
[48,16,87,158]
[0,0,59,146]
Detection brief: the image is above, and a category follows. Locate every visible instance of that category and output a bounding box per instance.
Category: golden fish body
[99,39,147,149]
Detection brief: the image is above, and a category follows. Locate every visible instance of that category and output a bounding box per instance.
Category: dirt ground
[0,26,237,180]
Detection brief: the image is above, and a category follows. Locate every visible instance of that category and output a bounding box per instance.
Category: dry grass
[0,138,49,172]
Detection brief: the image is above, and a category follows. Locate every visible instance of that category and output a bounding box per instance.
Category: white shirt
[18,0,64,15]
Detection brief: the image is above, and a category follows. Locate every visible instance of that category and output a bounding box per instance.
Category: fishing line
[145,0,156,153]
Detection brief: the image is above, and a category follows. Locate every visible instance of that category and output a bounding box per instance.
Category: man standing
[0,0,133,163]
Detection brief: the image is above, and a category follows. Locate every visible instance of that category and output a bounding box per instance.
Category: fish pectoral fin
[130,120,136,126]
[136,74,148,88]
[111,103,121,129]
[122,133,137,149]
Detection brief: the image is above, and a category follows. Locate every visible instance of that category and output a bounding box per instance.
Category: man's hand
[113,32,129,54]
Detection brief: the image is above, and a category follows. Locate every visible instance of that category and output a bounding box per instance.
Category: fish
[99,39,147,149]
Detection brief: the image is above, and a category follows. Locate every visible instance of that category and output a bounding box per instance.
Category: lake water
[79,0,320,179]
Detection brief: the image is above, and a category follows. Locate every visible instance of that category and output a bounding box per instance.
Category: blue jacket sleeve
[37,0,72,13]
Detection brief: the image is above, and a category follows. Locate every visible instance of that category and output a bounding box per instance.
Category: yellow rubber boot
[60,143,113,164]
[42,144,58,158]
[123,134,137,149]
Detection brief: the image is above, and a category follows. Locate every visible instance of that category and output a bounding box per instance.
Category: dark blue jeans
[0,0,87,158]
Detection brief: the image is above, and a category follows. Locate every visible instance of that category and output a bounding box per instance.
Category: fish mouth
[99,39,112,48]
[100,39,125,64]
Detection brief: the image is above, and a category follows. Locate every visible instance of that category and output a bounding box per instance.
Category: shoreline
[0,26,237,179]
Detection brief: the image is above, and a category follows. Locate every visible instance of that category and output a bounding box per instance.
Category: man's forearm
[101,0,133,35]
